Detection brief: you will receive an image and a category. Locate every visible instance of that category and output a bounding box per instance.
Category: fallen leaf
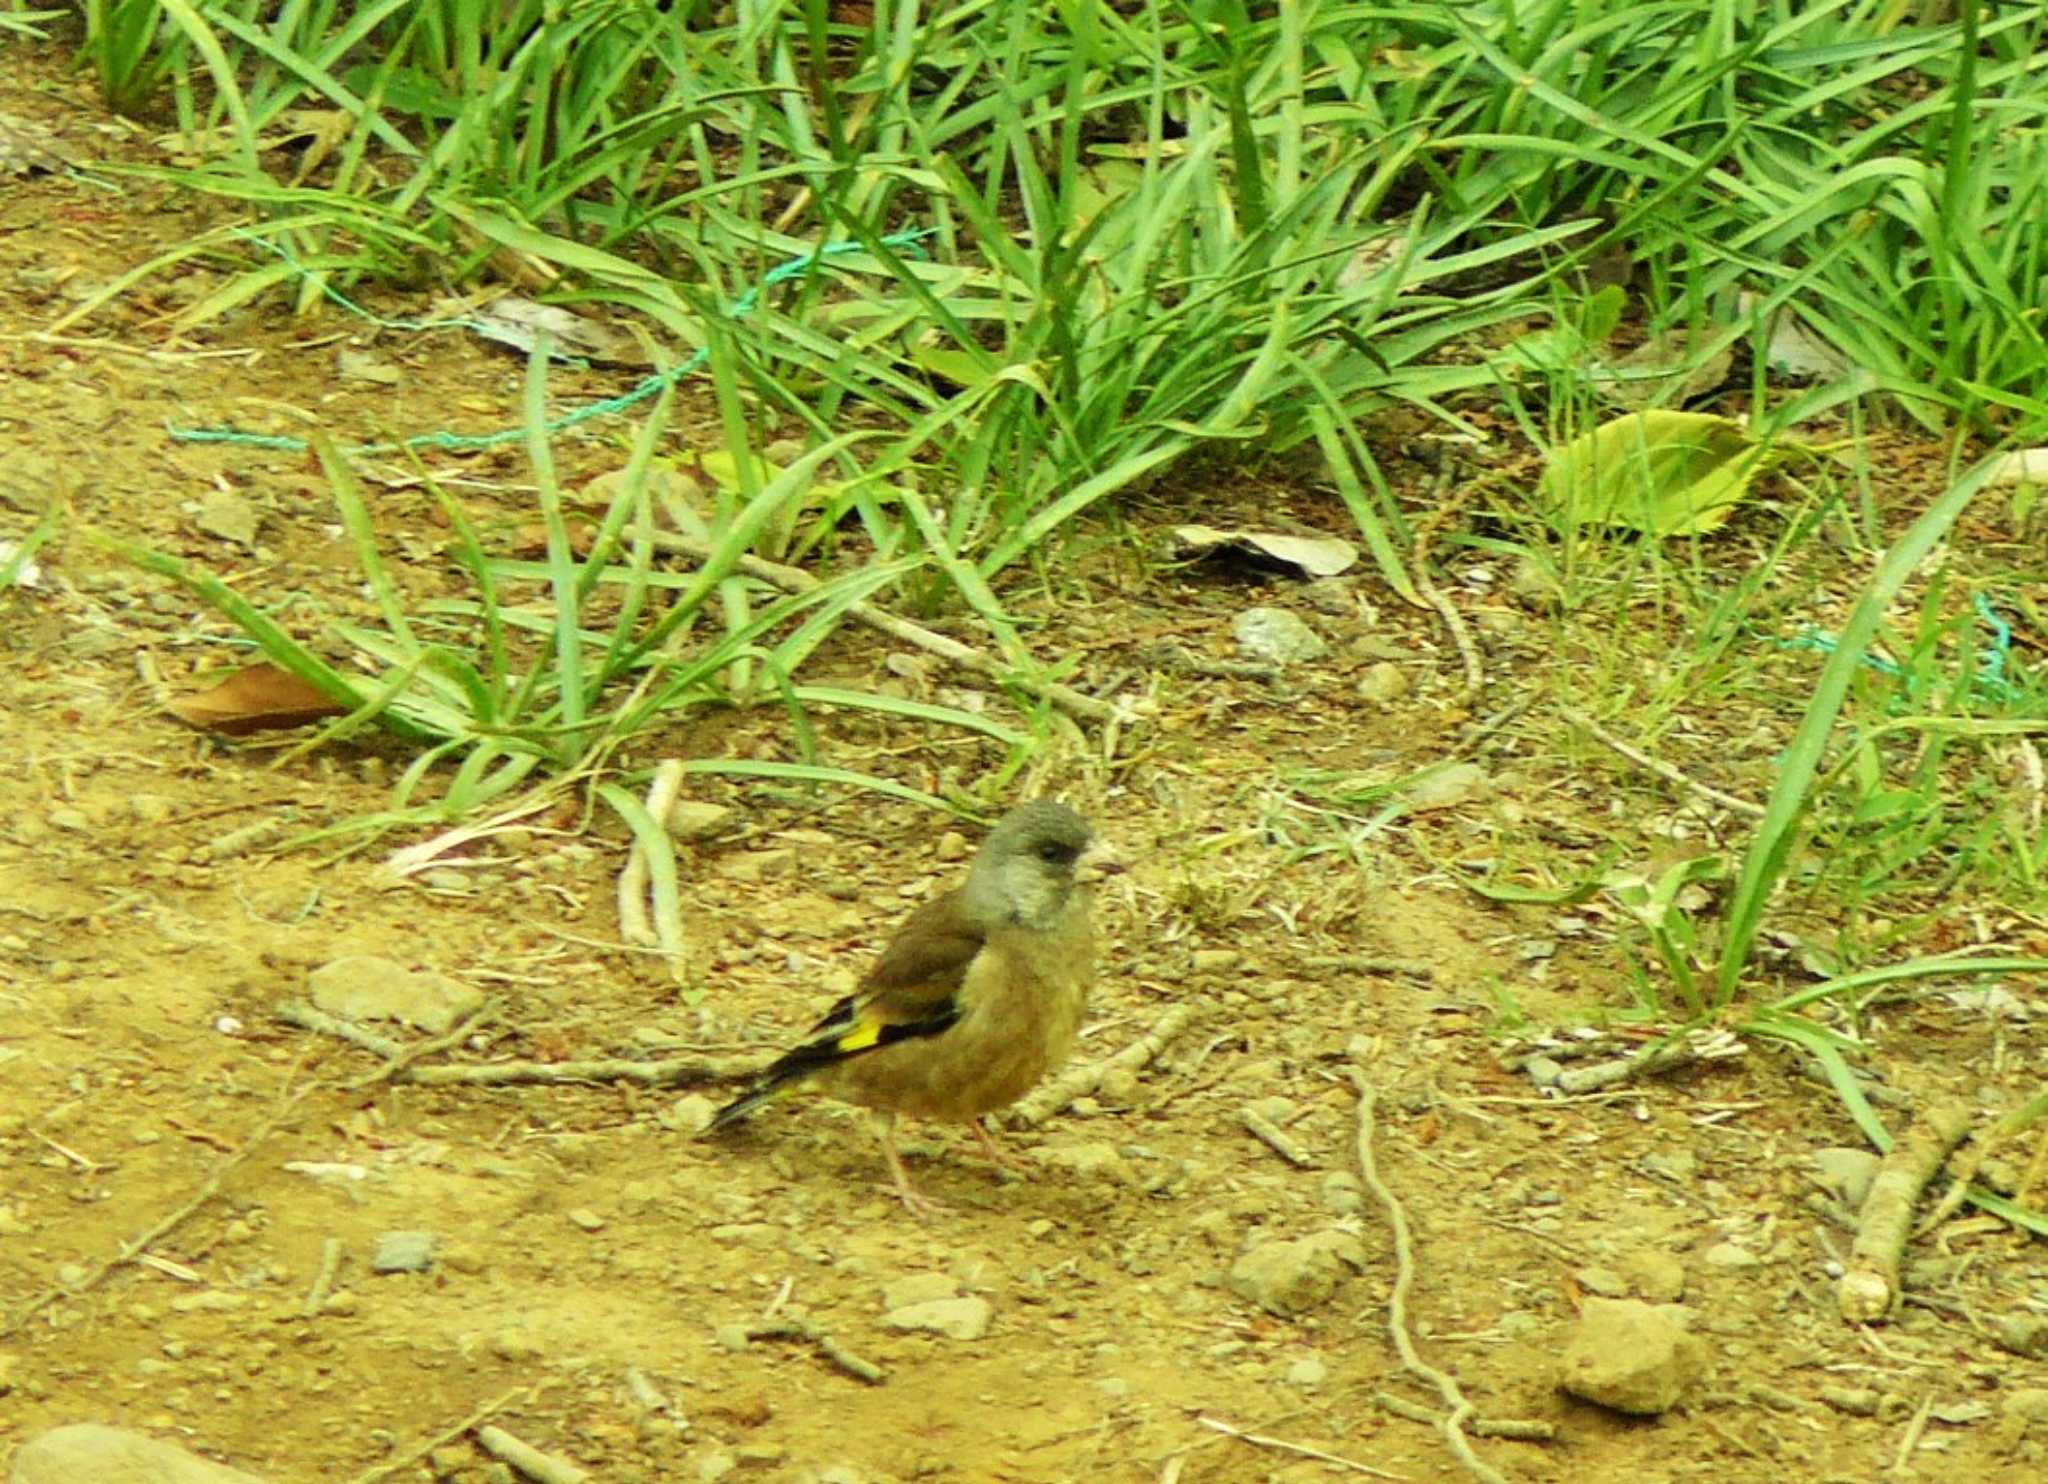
[1542,411,1780,536]
[168,663,347,735]
[1172,524,1358,578]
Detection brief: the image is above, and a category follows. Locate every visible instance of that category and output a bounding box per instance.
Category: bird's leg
[876,1113,946,1219]
[962,1116,1033,1176]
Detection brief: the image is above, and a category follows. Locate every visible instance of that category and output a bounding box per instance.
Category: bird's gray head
[961,800,1121,930]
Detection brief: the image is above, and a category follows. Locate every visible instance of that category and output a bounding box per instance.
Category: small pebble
[566,1208,606,1232]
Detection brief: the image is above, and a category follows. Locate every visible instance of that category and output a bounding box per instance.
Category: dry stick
[1196,1417,1406,1481]
[1351,1070,1514,1484]
[646,531,1121,725]
[1888,1393,1935,1475]
[1563,708,1766,819]
[276,1001,405,1059]
[400,1053,758,1087]
[1374,1392,1555,1443]
[1839,1099,1976,1323]
[1007,1003,1197,1128]
[1240,1107,1319,1168]
[345,1388,530,1484]
[1552,1028,1745,1096]
[1408,472,1484,699]
[476,1425,590,1484]
[276,1002,756,1086]
[744,1318,887,1385]
[299,1236,344,1319]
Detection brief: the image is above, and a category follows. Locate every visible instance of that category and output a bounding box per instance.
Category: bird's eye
[1037,840,1074,865]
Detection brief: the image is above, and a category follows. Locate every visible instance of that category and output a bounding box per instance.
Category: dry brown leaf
[168,663,347,735]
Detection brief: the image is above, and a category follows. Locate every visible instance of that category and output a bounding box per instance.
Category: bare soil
[5,37,2048,1484]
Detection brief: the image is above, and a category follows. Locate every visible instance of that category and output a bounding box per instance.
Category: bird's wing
[798,890,982,1055]
[710,893,981,1124]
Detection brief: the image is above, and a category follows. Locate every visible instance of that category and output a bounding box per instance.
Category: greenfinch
[706,800,1121,1213]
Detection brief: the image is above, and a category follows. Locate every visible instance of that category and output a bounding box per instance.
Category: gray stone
[1812,1147,1881,1211]
[1557,1298,1705,1415]
[1226,1231,1367,1318]
[308,955,483,1034]
[880,1273,958,1310]
[883,1296,992,1341]
[10,1425,271,1484]
[1231,607,1326,665]
[371,1231,439,1273]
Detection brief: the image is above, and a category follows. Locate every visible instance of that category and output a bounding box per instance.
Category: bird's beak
[1075,838,1126,885]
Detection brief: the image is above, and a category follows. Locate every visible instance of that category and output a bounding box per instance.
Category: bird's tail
[702,1071,801,1135]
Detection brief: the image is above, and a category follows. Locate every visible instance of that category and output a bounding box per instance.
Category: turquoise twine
[1775,593,2023,706]
[167,229,930,457]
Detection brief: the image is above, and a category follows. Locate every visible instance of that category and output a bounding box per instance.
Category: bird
[704,800,1122,1214]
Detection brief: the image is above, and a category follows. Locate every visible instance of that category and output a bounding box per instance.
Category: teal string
[1773,593,2023,708]
[168,229,929,457]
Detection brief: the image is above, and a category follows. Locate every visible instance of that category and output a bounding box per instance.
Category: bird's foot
[876,1177,949,1220]
[960,1119,1035,1177]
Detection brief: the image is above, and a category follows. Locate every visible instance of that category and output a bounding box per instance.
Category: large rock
[1227,1230,1367,1318]
[308,955,483,1034]
[1558,1298,1705,1415]
[10,1425,271,1484]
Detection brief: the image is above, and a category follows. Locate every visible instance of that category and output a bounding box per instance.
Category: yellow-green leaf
[1542,411,1771,536]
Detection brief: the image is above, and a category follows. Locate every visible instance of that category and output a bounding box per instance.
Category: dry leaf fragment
[1171,524,1358,578]
[168,663,347,735]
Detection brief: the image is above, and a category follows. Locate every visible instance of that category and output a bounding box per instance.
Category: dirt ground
[6,36,2048,1484]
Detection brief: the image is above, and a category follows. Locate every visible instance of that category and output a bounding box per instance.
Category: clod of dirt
[1700,1241,1761,1271]
[193,491,259,548]
[1997,1390,2048,1453]
[667,801,736,840]
[663,1094,719,1134]
[882,1295,992,1341]
[1401,761,1491,812]
[1231,606,1326,664]
[371,1230,440,1273]
[1355,661,1409,703]
[880,1273,958,1310]
[1616,1248,1687,1303]
[1032,1141,1135,1189]
[308,955,484,1034]
[9,1424,271,1484]
[1226,1230,1367,1318]
[1557,1298,1705,1415]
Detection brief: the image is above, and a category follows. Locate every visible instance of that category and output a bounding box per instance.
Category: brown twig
[346,1389,531,1484]
[1007,1003,1197,1128]
[743,1318,887,1385]
[1196,1416,1406,1480]
[1352,1070,1514,1484]
[1563,708,1765,818]
[1839,1100,1975,1322]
